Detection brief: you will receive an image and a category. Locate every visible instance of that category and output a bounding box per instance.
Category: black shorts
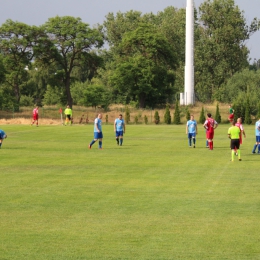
[66,115,71,120]
[230,139,240,149]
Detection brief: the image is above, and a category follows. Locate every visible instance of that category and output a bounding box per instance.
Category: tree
[173,101,181,124]
[215,103,221,123]
[42,16,104,108]
[244,97,252,125]
[199,107,206,124]
[195,0,260,102]
[125,106,130,124]
[164,104,171,124]
[185,107,191,121]
[109,23,177,108]
[0,20,44,109]
[154,111,160,124]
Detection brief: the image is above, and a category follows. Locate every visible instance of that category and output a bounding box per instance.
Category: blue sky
[0,0,259,61]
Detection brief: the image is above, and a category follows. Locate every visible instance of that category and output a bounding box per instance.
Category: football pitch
[0,124,260,259]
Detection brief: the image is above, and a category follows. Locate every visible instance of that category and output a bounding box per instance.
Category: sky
[0,0,259,61]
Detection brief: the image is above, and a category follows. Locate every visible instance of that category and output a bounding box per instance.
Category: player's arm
[114,120,116,132]
[95,120,100,132]
[123,122,126,133]
[203,121,208,130]
[214,122,218,129]
[186,124,188,134]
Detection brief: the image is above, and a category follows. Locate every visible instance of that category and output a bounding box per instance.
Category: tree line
[0,0,260,114]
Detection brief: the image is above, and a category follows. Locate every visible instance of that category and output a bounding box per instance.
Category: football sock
[237,149,241,159]
[206,140,208,147]
[189,138,192,146]
[120,138,123,145]
[193,138,196,145]
[0,143,2,148]
[90,140,96,147]
[231,150,235,161]
[258,144,260,152]
[211,141,213,149]
[99,141,102,148]
[116,138,119,145]
[252,144,257,152]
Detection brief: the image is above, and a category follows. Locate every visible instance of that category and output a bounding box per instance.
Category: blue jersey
[94,118,102,133]
[187,120,197,134]
[0,129,6,139]
[255,120,260,136]
[115,118,125,131]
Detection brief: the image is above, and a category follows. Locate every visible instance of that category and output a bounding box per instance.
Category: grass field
[1,123,260,259]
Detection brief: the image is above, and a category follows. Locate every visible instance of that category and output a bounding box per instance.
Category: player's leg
[119,133,123,146]
[115,131,119,145]
[192,133,196,148]
[0,138,2,148]
[188,133,192,147]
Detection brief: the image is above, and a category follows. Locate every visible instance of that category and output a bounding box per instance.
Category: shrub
[185,107,190,121]
[154,111,160,124]
[125,106,130,124]
[164,104,171,124]
[134,115,138,124]
[173,101,181,124]
[144,115,148,124]
[215,103,221,123]
[199,107,206,124]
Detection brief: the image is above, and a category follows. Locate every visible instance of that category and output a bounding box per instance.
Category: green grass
[0,124,260,259]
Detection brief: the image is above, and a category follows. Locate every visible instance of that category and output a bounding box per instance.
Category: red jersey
[204,118,217,133]
[33,108,38,116]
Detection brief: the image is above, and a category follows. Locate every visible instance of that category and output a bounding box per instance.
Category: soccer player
[235,117,246,155]
[252,117,260,154]
[203,113,218,150]
[114,114,126,146]
[64,105,73,126]
[0,129,7,149]
[228,104,235,122]
[89,113,103,149]
[186,115,197,148]
[228,120,241,161]
[31,105,39,126]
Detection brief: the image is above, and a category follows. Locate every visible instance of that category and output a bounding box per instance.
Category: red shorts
[206,131,214,140]
[33,115,38,120]
[229,114,234,120]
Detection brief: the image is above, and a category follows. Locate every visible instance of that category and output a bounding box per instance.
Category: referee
[228,121,241,162]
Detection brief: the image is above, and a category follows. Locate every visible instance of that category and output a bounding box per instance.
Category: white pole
[184,0,195,105]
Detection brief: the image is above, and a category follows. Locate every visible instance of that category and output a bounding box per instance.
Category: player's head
[98,113,102,119]
[237,117,242,123]
[190,115,194,120]
[231,120,236,126]
[119,114,123,119]
[207,113,212,118]
[67,105,70,108]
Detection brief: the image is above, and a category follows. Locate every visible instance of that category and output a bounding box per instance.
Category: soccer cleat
[193,145,195,148]
[88,144,91,149]
[252,151,256,154]
[239,159,242,161]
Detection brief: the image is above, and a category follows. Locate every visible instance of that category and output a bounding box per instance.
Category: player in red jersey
[203,113,218,150]
[234,117,246,154]
[31,105,39,126]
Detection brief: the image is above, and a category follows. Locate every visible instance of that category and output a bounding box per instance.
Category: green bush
[215,103,221,123]
[125,106,130,124]
[164,104,171,124]
[199,107,206,124]
[173,102,181,124]
[154,111,160,124]
[144,115,148,124]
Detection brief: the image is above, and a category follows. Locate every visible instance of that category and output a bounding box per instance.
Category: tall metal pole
[184,0,195,105]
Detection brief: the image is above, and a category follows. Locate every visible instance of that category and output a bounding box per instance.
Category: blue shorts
[188,133,196,139]
[115,131,124,137]
[256,136,260,142]
[0,134,6,139]
[94,132,103,139]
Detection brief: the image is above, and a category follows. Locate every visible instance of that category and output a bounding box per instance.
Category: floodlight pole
[183,0,195,105]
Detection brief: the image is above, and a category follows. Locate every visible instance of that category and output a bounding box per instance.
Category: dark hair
[207,113,211,118]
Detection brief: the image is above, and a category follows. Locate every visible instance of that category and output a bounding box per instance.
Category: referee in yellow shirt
[228,120,241,162]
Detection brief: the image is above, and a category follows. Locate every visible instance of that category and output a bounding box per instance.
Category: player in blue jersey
[89,113,103,149]
[0,129,7,149]
[186,115,198,148]
[252,117,260,153]
[114,114,126,146]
